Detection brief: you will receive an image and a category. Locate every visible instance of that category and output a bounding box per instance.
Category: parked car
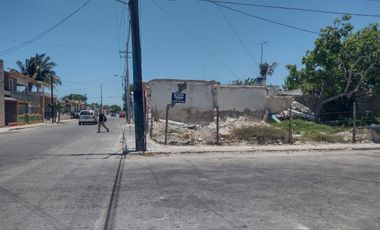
[78,110,98,125]
[119,111,126,118]
[70,112,80,119]
[111,112,116,117]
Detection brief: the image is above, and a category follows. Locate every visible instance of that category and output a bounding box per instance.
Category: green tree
[63,94,87,102]
[231,62,277,86]
[284,16,380,119]
[259,62,277,79]
[16,53,61,91]
[109,104,121,113]
[231,77,255,86]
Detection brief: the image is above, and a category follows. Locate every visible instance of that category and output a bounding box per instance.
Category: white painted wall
[217,86,268,113]
[149,80,215,123]
[266,96,292,113]
[149,79,292,123]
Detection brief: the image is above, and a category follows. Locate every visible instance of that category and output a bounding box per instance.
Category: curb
[0,119,76,133]
[125,145,380,156]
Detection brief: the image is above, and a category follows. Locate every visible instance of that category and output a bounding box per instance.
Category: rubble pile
[336,128,376,143]
[150,114,380,146]
[151,116,263,145]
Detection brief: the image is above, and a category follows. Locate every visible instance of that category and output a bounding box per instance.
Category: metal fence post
[288,106,293,144]
[216,106,220,145]
[352,101,356,143]
[150,109,153,138]
[164,104,170,145]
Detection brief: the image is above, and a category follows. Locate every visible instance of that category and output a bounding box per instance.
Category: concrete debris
[150,115,378,146]
[278,100,315,120]
[336,128,379,143]
[151,116,263,145]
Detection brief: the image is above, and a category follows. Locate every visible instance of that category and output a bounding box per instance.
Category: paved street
[120,150,380,230]
[0,118,124,230]
[1,122,379,229]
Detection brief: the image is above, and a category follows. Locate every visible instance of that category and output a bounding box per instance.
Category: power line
[114,0,128,55]
[202,0,380,18]
[0,0,94,55]
[0,38,117,52]
[150,0,239,78]
[203,0,319,35]
[215,6,259,65]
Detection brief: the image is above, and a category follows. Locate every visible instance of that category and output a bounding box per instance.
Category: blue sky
[0,0,379,106]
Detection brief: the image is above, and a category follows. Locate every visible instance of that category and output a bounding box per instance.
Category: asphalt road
[0,118,124,230]
[1,122,379,229]
[119,150,380,230]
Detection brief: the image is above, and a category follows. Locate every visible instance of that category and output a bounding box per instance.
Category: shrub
[232,126,288,144]
[305,131,346,143]
[272,119,348,143]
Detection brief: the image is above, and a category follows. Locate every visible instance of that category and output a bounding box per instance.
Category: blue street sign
[171,93,186,103]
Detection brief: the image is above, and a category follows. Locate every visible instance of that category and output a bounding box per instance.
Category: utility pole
[120,24,132,124]
[129,0,146,151]
[50,75,54,123]
[258,41,268,65]
[126,40,131,124]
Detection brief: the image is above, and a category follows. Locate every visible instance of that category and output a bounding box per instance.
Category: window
[16,85,27,93]
[79,111,93,115]
[9,79,14,91]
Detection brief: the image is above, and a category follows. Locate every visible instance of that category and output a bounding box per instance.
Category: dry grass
[232,126,288,144]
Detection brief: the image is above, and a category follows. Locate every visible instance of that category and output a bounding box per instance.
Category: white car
[78,110,98,125]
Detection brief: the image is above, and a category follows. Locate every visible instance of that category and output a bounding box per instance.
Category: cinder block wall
[149,79,215,123]
[0,60,5,127]
[149,79,292,123]
[217,85,268,118]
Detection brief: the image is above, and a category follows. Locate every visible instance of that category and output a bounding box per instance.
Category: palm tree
[259,62,278,79]
[16,53,61,92]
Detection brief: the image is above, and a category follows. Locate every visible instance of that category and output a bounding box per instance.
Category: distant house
[0,59,47,126]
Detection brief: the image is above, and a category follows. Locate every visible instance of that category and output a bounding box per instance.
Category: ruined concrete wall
[149,80,215,123]
[216,86,268,118]
[0,60,5,127]
[216,86,292,118]
[149,80,292,123]
[266,96,293,113]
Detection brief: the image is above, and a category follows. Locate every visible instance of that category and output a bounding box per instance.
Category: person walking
[97,111,109,133]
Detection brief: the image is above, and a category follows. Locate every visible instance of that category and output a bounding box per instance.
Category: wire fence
[149,100,380,146]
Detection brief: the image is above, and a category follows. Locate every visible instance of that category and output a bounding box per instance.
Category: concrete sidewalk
[123,124,380,154]
[0,119,76,133]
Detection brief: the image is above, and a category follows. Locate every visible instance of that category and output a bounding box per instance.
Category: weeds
[272,119,348,143]
[232,126,288,144]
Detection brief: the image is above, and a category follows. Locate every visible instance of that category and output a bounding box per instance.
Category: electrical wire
[0,38,117,52]
[202,0,380,18]
[204,0,319,35]
[0,0,94,55]
[122,12,131,82]
[215,6,259,65]
[150,0,239,78]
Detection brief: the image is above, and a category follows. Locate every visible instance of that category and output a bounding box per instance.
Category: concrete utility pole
[119,19,132,124]
[50,75,54,123]
[129,0,146,151]
[120,36,131,123]
[125,36,131,124]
